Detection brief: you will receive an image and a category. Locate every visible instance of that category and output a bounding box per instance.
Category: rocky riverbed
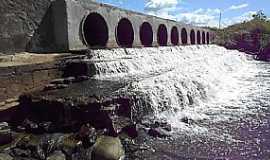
[0,75,175,160]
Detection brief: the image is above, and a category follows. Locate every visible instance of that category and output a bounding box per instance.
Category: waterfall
[86,45,265,135]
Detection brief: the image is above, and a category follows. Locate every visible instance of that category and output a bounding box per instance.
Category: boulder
[91,136,125,160]
[47,151,66,160]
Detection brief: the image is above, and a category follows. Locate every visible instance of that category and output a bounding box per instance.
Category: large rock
[91,136,125,160]
[0,122,12,145]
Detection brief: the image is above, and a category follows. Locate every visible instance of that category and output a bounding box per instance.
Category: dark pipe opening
[157,24,168,46]
[140,22,153,47]
[83,13,109,47]
[190,29,195,44]
[116,18,134,47]
[197,31,201,44]
[202,31,206,44]
[206,32,210,44]
[181,28,188,45]
[171,26,179,45]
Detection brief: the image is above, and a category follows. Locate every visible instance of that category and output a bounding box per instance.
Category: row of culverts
[83,13,211,48]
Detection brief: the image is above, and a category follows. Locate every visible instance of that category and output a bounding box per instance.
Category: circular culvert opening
[206,32,210,44]
[140,22,153,47]
[190,29,195,44]
[82,13,109,47]
[181,28,188,45]
[202,31,206,44]
[197,31,201,44]
[157,24,168,46]
[116,18,134,47]
[171,26,179,45]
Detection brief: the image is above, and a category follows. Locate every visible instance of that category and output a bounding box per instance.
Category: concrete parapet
[57,0,213,51]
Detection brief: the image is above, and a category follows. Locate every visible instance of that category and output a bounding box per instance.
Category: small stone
[22,119,42,134]
[50,79,65,84]
[71,143,92,160]
[110,116,132,136]
[55,84,69,89]
[77,124,97,148]
[47,151,66,160]
[44,84,57,91]
[16,125,26,132]
[0,122,12,145]
[63,77,76,84]
[148,128,171,138]
[39,122,57,133]
[44,84,69,91]
[0,153,13,160]
[92,136,125,160]
[11,148,31,157]
[120,124,138,139]
[181,117,191,124]
[76,76,90,82]
[5,98,18,104]
[0,102,5,107]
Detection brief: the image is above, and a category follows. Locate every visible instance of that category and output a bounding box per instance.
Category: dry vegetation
[212,11,270,60]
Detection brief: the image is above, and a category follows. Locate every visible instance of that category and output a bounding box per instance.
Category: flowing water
[88,45,270,159]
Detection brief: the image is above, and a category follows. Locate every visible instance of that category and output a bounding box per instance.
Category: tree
[252,10,267,21]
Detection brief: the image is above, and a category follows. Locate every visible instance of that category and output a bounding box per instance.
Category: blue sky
[97,0,270,28]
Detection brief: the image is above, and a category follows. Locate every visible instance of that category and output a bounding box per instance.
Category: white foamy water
[89,45,270,137]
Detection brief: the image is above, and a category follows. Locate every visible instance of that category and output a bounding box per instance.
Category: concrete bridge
[0,0,213,53]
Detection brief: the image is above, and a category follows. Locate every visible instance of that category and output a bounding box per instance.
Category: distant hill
[213,12,270,61]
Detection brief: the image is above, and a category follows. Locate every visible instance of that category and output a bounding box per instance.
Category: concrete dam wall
[0,0,213,53]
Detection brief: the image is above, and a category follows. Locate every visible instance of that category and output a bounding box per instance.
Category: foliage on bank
[213,11,270,61]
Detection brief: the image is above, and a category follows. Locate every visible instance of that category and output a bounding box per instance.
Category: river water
[88,45,270,159]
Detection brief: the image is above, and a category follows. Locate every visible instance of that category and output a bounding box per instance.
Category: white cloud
[222,11,256,27]
[228,3,249,10]
[143,0,255,28]
[174,9,256,28]
[144,0,180,19]
[145,0,178,12]
[175,8,221,27]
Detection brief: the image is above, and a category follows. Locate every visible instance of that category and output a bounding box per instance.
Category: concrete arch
[202,31,206,44]
[140,22,153,47]
[116,18,134,47]
[157,24,168,46]
[82,13,109,47]
[181,28,188,45]
[171,26,179,45]
[206,32,210,44]
[190,29,195,45]
[197,31,201,44]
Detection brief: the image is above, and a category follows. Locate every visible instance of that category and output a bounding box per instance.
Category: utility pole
[219,11,222,29]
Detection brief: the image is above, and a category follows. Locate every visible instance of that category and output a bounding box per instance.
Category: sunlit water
[88,45,270,159]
